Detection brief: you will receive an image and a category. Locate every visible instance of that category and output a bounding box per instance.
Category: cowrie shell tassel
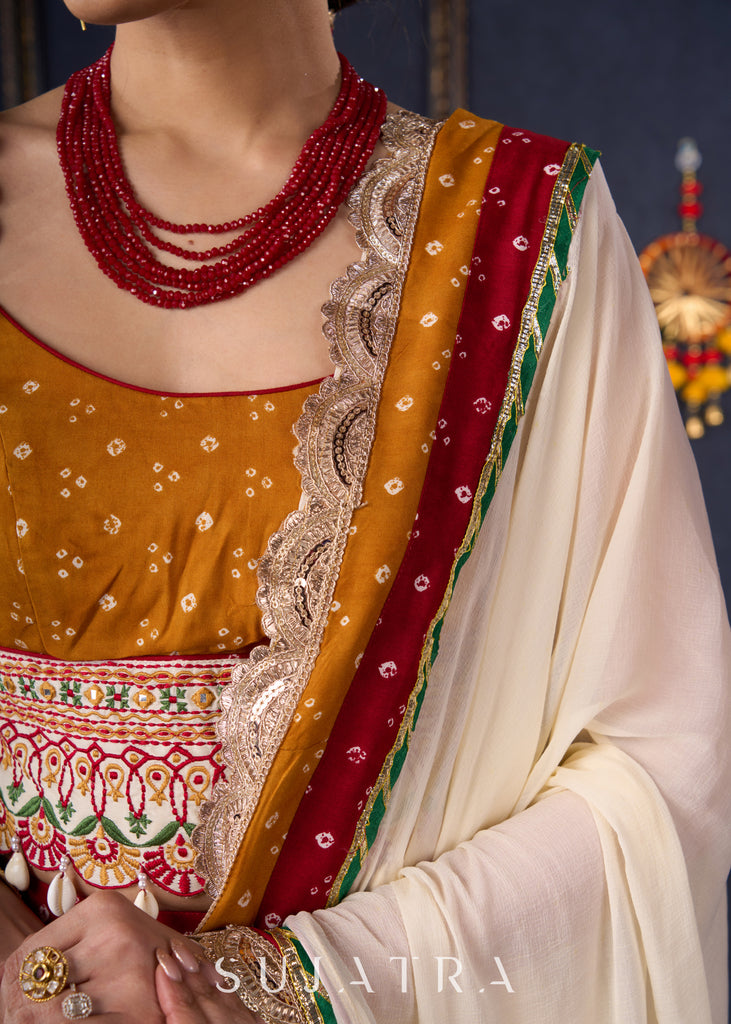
[48,855,77,916]
[134,889,159,918]
[134,871,159,919]
[5,836,29,891]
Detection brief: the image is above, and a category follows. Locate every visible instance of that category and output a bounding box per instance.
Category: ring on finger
[61,984,93,1020]
[19,946,69,1001]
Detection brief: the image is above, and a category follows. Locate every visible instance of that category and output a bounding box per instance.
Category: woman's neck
[109,0,340,157]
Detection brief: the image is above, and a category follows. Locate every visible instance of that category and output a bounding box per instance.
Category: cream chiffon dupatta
[288,167,731,1023]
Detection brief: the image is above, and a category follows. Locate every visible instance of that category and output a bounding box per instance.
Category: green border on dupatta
[276,927,338,1024]
[331,142,599,905]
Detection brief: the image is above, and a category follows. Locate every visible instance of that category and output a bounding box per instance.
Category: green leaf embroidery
[14,796,42,818]
[126,812,152,838]
[41,798,65,831]
[56,799,75,825]
[7,781,25,804]
[99,816,132,846]
[146,820,181,847]
[69,814,99,837]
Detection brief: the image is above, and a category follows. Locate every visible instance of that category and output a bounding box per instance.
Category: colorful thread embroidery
[0,650,231,895]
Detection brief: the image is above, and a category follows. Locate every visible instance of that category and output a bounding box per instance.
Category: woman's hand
[155,955,262,1024]
[0,890,204,1023]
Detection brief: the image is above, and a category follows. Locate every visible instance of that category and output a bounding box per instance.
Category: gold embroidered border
[196,926,324,1024]
[193,112,440,920]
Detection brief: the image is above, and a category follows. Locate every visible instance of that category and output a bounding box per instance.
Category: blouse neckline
[0,304,331,399]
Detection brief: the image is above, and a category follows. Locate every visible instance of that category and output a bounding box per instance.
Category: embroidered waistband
[0,648,235,897]
[0,648,235,716]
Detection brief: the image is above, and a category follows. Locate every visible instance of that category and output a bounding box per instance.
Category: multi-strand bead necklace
[56,47,387,309]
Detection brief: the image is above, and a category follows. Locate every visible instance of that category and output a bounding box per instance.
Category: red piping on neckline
[0,305,331,398]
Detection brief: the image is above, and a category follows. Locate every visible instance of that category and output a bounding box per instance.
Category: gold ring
[19,946,69,1001]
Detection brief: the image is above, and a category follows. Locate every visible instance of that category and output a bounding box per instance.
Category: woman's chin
[63,0,191,28]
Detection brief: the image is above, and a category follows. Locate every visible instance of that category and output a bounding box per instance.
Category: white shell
[5,850,29,891]
[134,887,159,919]
[48,871,77,916]
[61,873,77,913]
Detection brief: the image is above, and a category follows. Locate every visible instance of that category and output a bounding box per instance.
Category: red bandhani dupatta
[255,124,598,924]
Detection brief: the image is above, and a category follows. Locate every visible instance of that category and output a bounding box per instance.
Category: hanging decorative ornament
[57,46,387,309]
[133,869,159,919]
[47,854,78,917]
[5,834,30,891]
[639,139,731,438]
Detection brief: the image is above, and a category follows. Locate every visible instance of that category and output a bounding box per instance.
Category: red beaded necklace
[57,47,387,309]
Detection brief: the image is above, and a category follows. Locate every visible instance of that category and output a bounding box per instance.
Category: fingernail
[200,957,222,988]
[171,940,201,974]
[156,947,183,982]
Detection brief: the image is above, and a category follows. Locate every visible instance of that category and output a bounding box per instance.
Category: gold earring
[80,19,87,30]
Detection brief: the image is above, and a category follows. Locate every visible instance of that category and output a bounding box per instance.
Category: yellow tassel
[681,379,707,406]
[666,361,687,391]
[697,365,730,394]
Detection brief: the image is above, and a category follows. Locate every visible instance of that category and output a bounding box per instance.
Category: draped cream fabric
[287,166,731,1023]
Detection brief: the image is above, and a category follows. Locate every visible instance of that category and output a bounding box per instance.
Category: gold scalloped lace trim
[196,926,323,1024]
[193,111,439,908]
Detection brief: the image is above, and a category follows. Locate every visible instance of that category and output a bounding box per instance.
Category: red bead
[678,201,703,219]
[680,180,703,196]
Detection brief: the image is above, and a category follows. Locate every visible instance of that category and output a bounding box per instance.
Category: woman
[0,0,729,1021]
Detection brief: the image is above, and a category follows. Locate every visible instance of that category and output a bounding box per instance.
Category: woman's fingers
[156,962,201,1024]
[169,940,203,976]
[155,959,261,1024]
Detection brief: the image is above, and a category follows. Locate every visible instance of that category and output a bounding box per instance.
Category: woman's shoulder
[0,87,63,192]
[0,85,63,134]
[0,87,67,320]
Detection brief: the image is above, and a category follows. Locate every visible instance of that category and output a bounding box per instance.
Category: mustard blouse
[0,309,323,661]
